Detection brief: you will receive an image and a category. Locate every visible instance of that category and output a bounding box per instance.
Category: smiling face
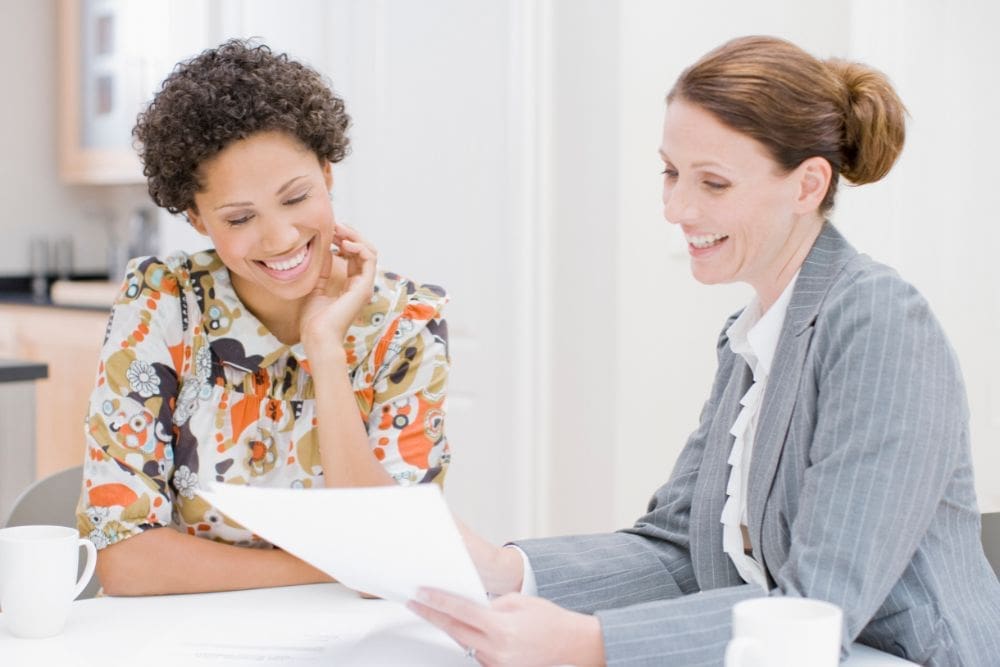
[660,98,828,308]
[187,130,336,322]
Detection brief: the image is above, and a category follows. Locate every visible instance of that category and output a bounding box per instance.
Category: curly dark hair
[133,39,351,215]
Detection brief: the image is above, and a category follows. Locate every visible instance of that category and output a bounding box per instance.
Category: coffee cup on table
[0,525,97,638]
[725,597,843,667]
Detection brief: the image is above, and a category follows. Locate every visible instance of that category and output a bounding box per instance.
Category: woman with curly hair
[75,40,452,595]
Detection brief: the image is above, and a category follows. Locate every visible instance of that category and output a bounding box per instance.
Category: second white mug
[725,596,843,667]
[0,525,97,639]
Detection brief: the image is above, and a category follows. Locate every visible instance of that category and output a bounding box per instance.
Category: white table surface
[0,584,917,666]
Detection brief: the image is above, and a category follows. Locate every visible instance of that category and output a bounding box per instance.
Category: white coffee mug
[725,597,843,667]
[0,525,97,638]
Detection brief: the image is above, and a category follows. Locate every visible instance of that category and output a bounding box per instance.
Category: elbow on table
[93,534,154,596]
[94,550,133,596]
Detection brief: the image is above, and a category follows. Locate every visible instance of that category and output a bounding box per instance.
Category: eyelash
[225,192,311,227]
[661,169,729,191]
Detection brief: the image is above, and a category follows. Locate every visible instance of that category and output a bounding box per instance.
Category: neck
[231,278,305,345]
[753,218,824,313]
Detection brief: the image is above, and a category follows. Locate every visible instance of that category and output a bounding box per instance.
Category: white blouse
[721,272,799,590]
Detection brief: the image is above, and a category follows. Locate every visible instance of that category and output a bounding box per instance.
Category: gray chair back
[983,512,1000,580]
[2,465,100,599]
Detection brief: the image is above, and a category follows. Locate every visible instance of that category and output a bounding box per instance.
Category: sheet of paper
[197,483,488,605]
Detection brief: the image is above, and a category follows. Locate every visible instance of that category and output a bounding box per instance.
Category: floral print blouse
[76,249,450,549]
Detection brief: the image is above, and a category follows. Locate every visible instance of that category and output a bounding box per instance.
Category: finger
[406,600,487,652]
[308,243,336,298]
[340,240,378,279]
[317,241,334,282]
[334,222,377,254]
[414,588,493,628]
[338,239,373,259]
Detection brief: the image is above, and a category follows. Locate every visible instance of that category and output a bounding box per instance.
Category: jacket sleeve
[515,316,740,613]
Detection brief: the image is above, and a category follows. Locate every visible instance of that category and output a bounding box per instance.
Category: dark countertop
[0,291,113,313]
[0,273,114,313]
[0,359,48,383]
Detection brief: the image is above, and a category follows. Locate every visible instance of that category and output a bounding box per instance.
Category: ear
[793,156,832,214]
[323,161,334,192]
[186,208,210,237]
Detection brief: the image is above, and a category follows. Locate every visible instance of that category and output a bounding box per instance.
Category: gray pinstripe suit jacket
[516,224,1000,666]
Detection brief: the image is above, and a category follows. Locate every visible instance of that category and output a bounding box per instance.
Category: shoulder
[118,249,223,301]
[812,253,962,380]
[111,249,225,336]
[818,253,937,337]
[379,269,449,318]
[357,269,449,330]
[347,269,449,368]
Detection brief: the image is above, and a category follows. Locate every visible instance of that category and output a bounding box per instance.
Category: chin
[689,267,723,286]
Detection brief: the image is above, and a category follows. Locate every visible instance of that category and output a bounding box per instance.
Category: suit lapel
[745,224,856,570]
[690,357,752,588]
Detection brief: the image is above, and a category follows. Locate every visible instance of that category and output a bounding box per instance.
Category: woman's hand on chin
[300,222,377,360]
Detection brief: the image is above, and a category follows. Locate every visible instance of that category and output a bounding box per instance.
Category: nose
[260,210,301,253]
[662,179,697,226]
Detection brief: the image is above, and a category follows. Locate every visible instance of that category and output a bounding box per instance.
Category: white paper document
[197,483,488,605]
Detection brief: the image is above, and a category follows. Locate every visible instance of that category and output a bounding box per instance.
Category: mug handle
[73,538,98,600]
[725,637,764,667]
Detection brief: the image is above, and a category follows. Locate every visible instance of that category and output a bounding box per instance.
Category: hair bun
[825,59,907,185]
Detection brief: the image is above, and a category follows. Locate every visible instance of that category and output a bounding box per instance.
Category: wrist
[490,545,525,594]
[302,340,348,368]
[566,612,605,666]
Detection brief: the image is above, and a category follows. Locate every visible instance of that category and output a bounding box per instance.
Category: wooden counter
[0,303,108,478]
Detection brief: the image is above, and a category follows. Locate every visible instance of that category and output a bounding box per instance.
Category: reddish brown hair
[668,36,906,213]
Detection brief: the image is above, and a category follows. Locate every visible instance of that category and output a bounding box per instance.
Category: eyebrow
[657,149,728,171]
[213,175,309,210]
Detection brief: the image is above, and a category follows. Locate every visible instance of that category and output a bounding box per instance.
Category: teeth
[686,233,728,249]
[262,245,308,271]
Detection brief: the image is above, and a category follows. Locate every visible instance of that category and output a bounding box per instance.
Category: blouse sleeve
[357,280,451,487]
[75,257,185,549]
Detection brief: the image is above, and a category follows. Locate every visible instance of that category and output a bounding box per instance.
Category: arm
[512,316,741,608]
[301,224,395,487]
[310,345,395,487]
[300,224,451,488]
[769,268,966,644]
[96,526,331,596]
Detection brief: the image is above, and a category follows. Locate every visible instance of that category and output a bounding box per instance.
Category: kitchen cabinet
[59,0,151,183]
[0,305,108,478]
[57,0,335,185]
